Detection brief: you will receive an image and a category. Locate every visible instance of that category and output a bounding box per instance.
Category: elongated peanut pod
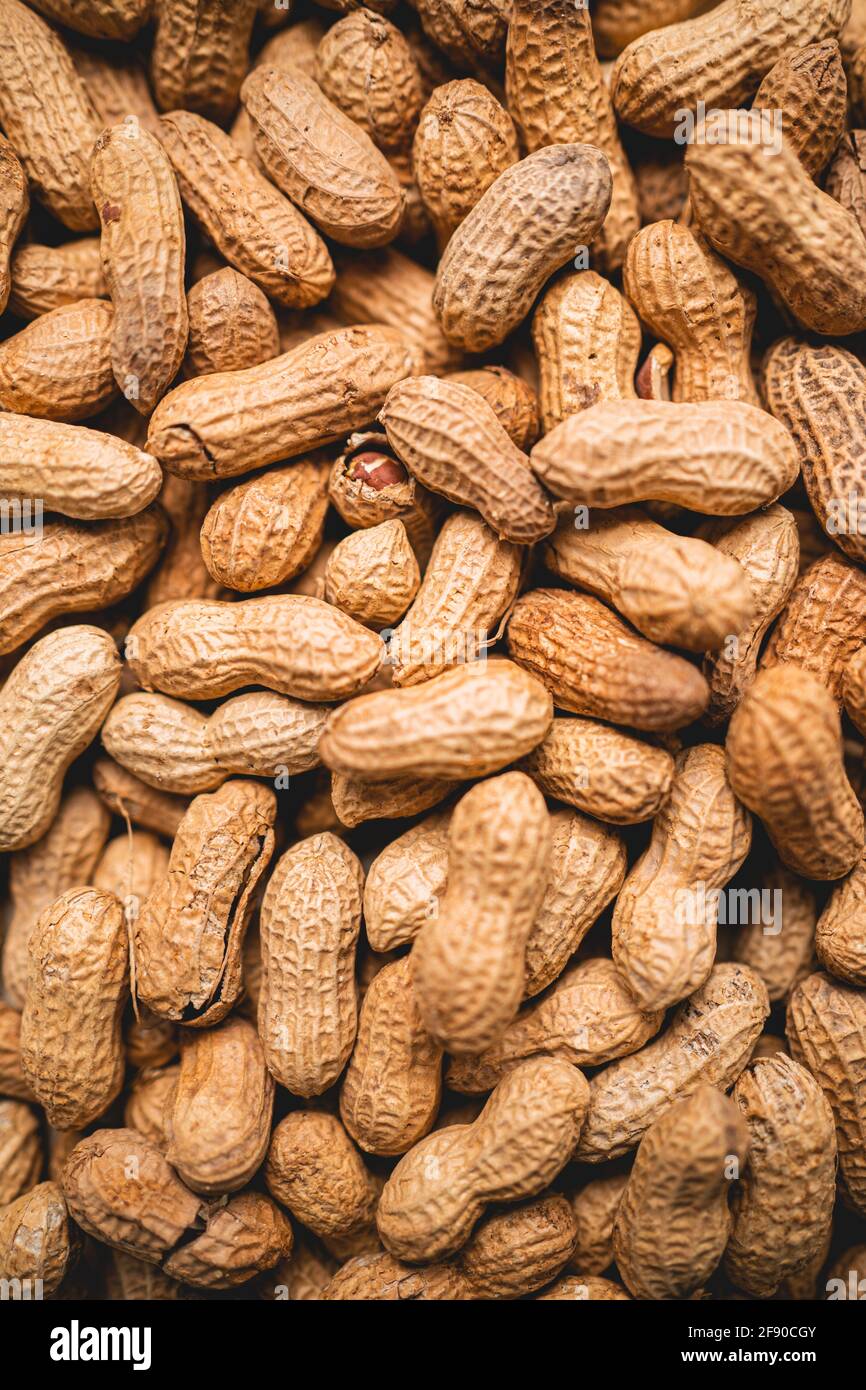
[0,415,162,521]
[532,272,640,431]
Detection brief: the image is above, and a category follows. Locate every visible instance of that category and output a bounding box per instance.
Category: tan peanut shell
[0,507,167,656]
[411,773,550,1054]
[185,270,279,378]
[316,9,423,153]
[0,626,121,853]
[329,432,441,566]
[611,0,849,137]
[824,129,866,237]
[433,144,612,352]
[91,121,188,416]
[165,1190,293,1290]
[505,0,639,271]
[387,510,522,686]
[69,40,161,134]
[159,111,334,311]
[815,852,866,986]
[412,0,507,68]
[613,745,752,1012]
[30,0,150,40]
[762,552,866,701]
[567,1173,628,1275]
[726,665,864,880]
[325,520,420,629]
[731,863,818,1004]
[447,958,664,1094]
[147,326,421,481]
[445,367,540,451]
[530,400,800,514]
[0,1003,36,1101]
[151,0,257,123]
[0,134,28,315]
[701,505,801,724]
[242,66,404,248]
[687,114,866,337]
[319,660,553,782]
[124,1008,178,1073]
[412,79,519,251]
[545,506,753,652]
[380,376,555,544]
[2,787,110,1011]
[265,1110,379,1236]
[613,1086,748,1300]
[0,414,162,521]
[0,299,117,423]
[592,0,715,58]
[92,757,189,838]
[787,972,866,1217]
[8,238,105,320]
[200,458,329,593]
[340,956,443,1156]
[133,780,277,1025]
[20,888,129,1130]
[147,476,220,606]
[0,1100,41,1205]
[623,221,759,405]
[378,1057,589,1262]
[329,247,460,374]
[532,272,640,431]
[0,0,100,231]
[519,716,675,826]
[507,587,709,733]
[575,963,769,1163]
[454,1194,577,1300]
[331,772,457,829]
[764,339,866,564]
[364,809,452,952]
[126,595,384,702]
[166,1017,274,1195]
[753,39,847,178]
[124,1065,177,1148]
[0,1181,75,1297]
[724,1055,837,1298]
[258,833,364,1097]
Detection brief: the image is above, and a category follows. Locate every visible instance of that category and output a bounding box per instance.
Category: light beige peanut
[0,414,162,521]
[731,863,818,1003]
[159,110,334,310]
[258,833,364,1097]
[91,120,188,415]
[412,79,519,251]
[724,1055,837,1298]
[701,505,801,724]
[0,626,120,853]
[124,1064,179,1148]
[377,1057,589,1263]
[2,788,110,1012]
[386,509,523,687]
[613,1086,749,1300]
[0,1100,41,1205]
[623,220,759,405]
[0,0,100,231]
[532,272,640,431]
[8,238,106,321]
[0,1181,76,1297]
[380,375,555,544]
[133,780,277,1025]
[519,717,675,826]
[0,299,117,423]
[126,595,384,702]
[0,507,167,657]
[447,959,664,1094]
[612,745,752,1012]
[727,665,864,880]
[319,660,553,782]
[340,956,443,1156]
[575,963,770,1163]
[411,772,550,1054]
[530,400,800,514]
[433,144,612,352]
[316,9,423,154]
[200,457,329,593]
[329,247,460,374]
[544,506,754,652]
[147,326,421,481]
[265,1110,379,1237]
[242,66,405,248]
[445,366,540,451]
[92,757,189,839]
[762,551,866,701]
[0,134,28,315]
[328,431,441,567]
[325,520,421,629]
[146,476,220,606]
[363,809,453,952]
[815,851,866,986]
[331,772,457,829]
[787,972,866,1218]
[567,1173,629,1275]
[165,1017,274,1195]
[20,888,129,1130]
[151,0,257,123]
[184,270,279,378]
[507,587,709,733]
[506,0,639,271]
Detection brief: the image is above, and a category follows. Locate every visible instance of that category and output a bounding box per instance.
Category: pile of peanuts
[0,0,865,1304]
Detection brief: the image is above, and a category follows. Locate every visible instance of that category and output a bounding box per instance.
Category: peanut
[146,477,221,606]
[0,134,27,316]
[28,0,150,41]
[731,862,818,1003]
[445,367,540,451]
[184,270,279,378]
[0,1099,41,1205]
[328,431,441,566]
[329,247,460,374]
[0,299,117,423]
[7,237,105,320]
[762,551,866,701]
[151,0,257,123]
[325,519,421,629]
[331,771,457,829]
[519,716,675,825]
[567,1173,628,1275]
[0,414,162,520]
[0,1004,35,1101]
[0,1181,75,1297]
[753,39,847,177]
[265,1110,379,1237]
[124,1064,179,1148]
[532,271,640,430]
[92,757,189,838]
[200,457,329,592]
[363,808,453,952]
[815,850,866,985]
[316,9,423,155]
